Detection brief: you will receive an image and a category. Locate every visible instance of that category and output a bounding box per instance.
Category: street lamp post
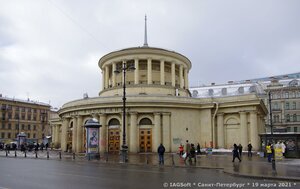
[114,60,135,163]
[268,91,276,172]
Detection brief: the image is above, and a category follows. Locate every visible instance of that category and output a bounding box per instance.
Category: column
[179,65,183,88]
[147,58,152,84]
[76,115,83,153]
[171,62,175,87]
[101,70,105,90]
[55,125,60,147]
[217,113,224,148]
[129,112,138,153]
[72,117,77,152]
[153,113,161,152]
[160,60,165,85]
[250,112,259,150]
[61,118,69,152]
[105,65,109,89]
[162,113,171,152]
[52,125,56,144]
[134,58,139,84]
[112,62,116,87]
[99,113,107,153]
[184,68,188,89]
[239,112,248,148]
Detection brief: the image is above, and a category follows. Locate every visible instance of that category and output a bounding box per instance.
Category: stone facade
[51,46,267,153]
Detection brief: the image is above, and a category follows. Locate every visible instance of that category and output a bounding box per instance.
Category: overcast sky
[1,0,299,109]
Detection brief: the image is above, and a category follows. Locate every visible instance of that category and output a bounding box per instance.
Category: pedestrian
[178,144,184,157]
[189,143,197,163]
[45,143,49,151]
[157,143,165,165]
[247,142,252,157]
[196,143,201,155]
[281,141,286,157]
[266,143,272,162]
[184,140,191,162]
[238,144,243,157]
[232,144,241,162]
[40,143,44,151]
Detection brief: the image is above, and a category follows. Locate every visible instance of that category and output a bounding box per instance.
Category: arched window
[249,85,256,93]
[108,118,120,126]
[238,87,244,94]
[221,88,227,95]
[139,118,152,125]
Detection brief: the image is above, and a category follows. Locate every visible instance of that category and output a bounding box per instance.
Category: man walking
[184,140,191,162]
[247,142,253,157]
[157,143,165,165]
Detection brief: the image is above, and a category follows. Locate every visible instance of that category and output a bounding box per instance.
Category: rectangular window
[15,124,19,130]
[22,124,25,130]
[1,132,5,138]
[285,102,290,110]
[27,114,31,120]
[33,133,36,138]
[8,133,11,139]
[33,125,36,130]
[28,125,31,130]
[286,114,290,122]
[2,123,5,129]
[28,133,30,138]
[293,102,297,110]
[294,127,298,132]
[285,92,289,98]
[2,113,5,120]
[21,107,25,112]
[8,124,11,130]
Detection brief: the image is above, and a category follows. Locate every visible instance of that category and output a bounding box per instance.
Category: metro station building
[51,42,267,153]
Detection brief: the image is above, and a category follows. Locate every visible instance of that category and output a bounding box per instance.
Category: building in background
[0,95,51,145]
[191,73,300,157]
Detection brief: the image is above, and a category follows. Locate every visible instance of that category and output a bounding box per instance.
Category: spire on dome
[143,15,148,47]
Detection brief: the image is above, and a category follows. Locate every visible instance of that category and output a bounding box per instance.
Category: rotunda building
[51,25,267,153]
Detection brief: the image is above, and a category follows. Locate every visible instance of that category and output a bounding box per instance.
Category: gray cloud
[0,0,299,108]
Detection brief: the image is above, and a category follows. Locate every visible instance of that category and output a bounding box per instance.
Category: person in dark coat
[232,144,241,162]
[247,143,253,157]
[189,143,197,163]
[238,144,243,157]
[196,143,201,155]
[157,143,166,165]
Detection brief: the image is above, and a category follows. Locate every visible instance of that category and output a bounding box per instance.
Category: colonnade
[53,112,172,153]
[216,111,260,150]
[102,59,189,90]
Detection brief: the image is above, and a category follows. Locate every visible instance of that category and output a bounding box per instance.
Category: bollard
[47,151,49,159]
[15,150,17,157]
[35,151,38,158]
[106,152,108,162]
[59,152,62,159]
[73,153,75,160]
[146,154,149,164]
[25,151,27,158]
[172,154,175,166]
[6,150,8,157]
[272,159,276,171]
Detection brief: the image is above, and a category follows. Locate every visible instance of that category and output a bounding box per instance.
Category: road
[0,157,298,189]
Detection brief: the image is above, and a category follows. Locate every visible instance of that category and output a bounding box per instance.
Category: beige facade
[0,96,51,144]
[53,47,267,153]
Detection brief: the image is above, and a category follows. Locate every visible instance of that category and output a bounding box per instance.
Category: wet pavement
[1,150,299,181]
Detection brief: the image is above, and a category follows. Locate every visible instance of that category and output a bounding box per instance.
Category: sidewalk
[100,152,300,182]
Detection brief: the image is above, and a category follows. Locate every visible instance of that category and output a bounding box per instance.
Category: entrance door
[139,129,152,152]
[108,129,120,153]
